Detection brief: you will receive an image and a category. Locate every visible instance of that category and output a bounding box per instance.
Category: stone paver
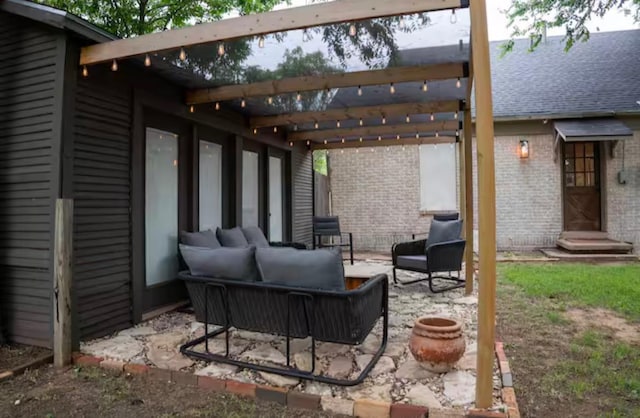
[406,383,443,409]
[443,371,476,406]
[147,332,194,370]
[395,356,438,380]
[326,356,353,379]
[242,344,287,365]
[258,372,299,387]
[82,335,144,362]
[195,363,238,378]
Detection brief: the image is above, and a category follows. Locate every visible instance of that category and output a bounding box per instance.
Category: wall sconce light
[519,139,530,159]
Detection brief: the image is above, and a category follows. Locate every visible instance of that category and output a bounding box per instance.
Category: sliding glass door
[242,150,260,227]
[199,140,222,231]
[268,155,284,242]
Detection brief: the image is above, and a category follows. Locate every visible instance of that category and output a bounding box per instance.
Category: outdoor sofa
[177,227,388,386]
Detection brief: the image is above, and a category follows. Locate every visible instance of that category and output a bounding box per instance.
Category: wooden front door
[562,141,601,231]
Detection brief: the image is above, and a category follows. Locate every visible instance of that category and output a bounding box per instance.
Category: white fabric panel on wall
[419,144,457,211]
[269,156,283,242]
[145,128,179,286]
[242,150,260,227]
[199,141,222,231]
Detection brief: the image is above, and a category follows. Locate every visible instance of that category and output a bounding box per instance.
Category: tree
[38,0,284,38]
[504,0,640,53]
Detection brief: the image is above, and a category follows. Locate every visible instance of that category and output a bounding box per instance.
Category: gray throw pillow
[242,226,270,248]
[255,247,345,291]
[180,229,221,248]
[216,227,249,247]
[426,219,463,249]
[179,244,258,281]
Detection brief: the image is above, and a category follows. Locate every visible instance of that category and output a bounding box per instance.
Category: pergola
[78,0,497,408]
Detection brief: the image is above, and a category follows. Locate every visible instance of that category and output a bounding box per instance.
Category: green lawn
[499,263,640,320]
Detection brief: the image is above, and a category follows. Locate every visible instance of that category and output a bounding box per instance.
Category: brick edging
[495,341,521,418]
[72,347,518,418]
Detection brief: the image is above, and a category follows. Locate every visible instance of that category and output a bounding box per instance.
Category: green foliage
[502,0,640,54]
[499,263,640,319]
[313,150,327,176]
[38,0,284,37]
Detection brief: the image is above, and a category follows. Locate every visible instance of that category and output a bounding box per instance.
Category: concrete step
[557,238,633,254]
[541,247,638,262]
[559,231,609,240]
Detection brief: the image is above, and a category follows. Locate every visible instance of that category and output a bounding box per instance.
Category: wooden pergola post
[463,106,474,295]
[53,198,73,367]
[470,0,497,409]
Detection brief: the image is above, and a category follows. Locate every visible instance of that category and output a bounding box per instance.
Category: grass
[499,263,640,320]
[497,263,640,417]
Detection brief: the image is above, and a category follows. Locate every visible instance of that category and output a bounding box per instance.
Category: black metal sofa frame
[178,271,388,386]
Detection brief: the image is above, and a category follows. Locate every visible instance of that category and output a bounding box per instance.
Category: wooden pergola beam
[186,63,467,104]
[289,120,459,141]
[251,100,461,128]
[310,136,456,150]
[80,0,465,66]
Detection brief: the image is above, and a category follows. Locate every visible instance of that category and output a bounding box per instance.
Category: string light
[215,102,220,111]
[144,54,151,67]
[378,136,382,141]
[258,36,265,48]
[341,138,345,143]
[296,91,301,102]
[189,105,195,113]
[406,114,411,123]
[336,120,341,128]
[422,81,428,92]
[324,139,327,145]
[253,128,257,134]
[382,115,386,125]
[314,122,319,129]
[430,113,435,121]
[179,47,186,61]
[435,131,439,138]
[357,85,362,96]
[289,141,294,147]
[456,77,461,88]
[306,140,310,146]
[111,59,118,71]
[268,96,273,105]
[349,23,357,37]
[454,111,459,120]
[456,129,460,137]
[389,83,395,94]
[359,118,363,126]
[218,43,225,56]
[450,9,457,24]
[294,124,298,131]
[359,137,363,142]
[396,134,400,140]
[241,98,246,108]
[416,133,420,139]
[273,126,278,133]
[82,66,88,77]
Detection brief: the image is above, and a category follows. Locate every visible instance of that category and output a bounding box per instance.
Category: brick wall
[328,120,640,253]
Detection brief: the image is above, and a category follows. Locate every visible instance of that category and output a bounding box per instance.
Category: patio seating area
[81,260,504,412]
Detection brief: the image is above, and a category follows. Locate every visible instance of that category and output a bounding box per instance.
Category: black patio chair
[411,212,459,240]
[392,218,466,293]
[312,216,354,265]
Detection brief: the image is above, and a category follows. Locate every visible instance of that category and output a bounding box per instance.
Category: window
[199,140,222,230]
[419,144,457,212]
[564,142,597,187]
[242,150,260,227]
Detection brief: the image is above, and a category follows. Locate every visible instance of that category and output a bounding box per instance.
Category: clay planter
[409,317,465,373]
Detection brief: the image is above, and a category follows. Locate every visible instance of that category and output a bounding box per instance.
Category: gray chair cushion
[242,226,270,248]
[426,219,463,249]
[255,247,345,291]
[179,244,258,281]
[216,227,249,247]
[396,255,428,271]
[180,229,221,248]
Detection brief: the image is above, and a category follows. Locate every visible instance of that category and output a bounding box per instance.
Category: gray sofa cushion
[426,219,463,249]
[242,226,270,248]
[216,227,249,247]
[179,244,258,281]
[255,247,345,291]
[396,255,428,270]
[180,229,221,248]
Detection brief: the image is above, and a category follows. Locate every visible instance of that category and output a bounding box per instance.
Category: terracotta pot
[409,316,466,373]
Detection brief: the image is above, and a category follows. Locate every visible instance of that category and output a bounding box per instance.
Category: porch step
[556,238,633,254]
[559,231,609,240]
[541,247,638,262]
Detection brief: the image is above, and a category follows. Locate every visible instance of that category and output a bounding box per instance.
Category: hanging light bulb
[144,54,151,67]
[357,85,362,96]
[241,98,246,108]
[294,124,298,131]
[111,59,118,71]
[215,102,220,111]
[314,121,319,129]
[253,128,257,134]
[218,43,225,56]
[454,111,459,120]
[82,66,88,77]
[341,138,345,143]
[179,47,187,61]
[406,114,411,123]
[189,105,195,113]
[273,126,278,133]
[268,96,273,105]
[359,137,363,142]
[435,131,440,138]
[289,141,293,147]
[430,113,435,121]
[382,115,386,125]
[336,120,341,128]
[456,129,460,137]
[349,23,357,37]
[324,139,327,145]
[396,134,400,140]
[258,35,265,48]
[422,81,428,92]
[416,132,420,139]
[306,140,310,146]
[450,9,457,24]
[378,136,382,141]
[359,118,363,126]
[296,91,301,102]
[456,77,461,88]
[389,83,395,94]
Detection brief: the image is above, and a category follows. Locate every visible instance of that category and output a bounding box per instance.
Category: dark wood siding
[0,13,61,347]
[291,143,313,245]
[72,76,133,340]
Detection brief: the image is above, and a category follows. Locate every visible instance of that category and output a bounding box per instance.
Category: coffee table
[343,264,392,290]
